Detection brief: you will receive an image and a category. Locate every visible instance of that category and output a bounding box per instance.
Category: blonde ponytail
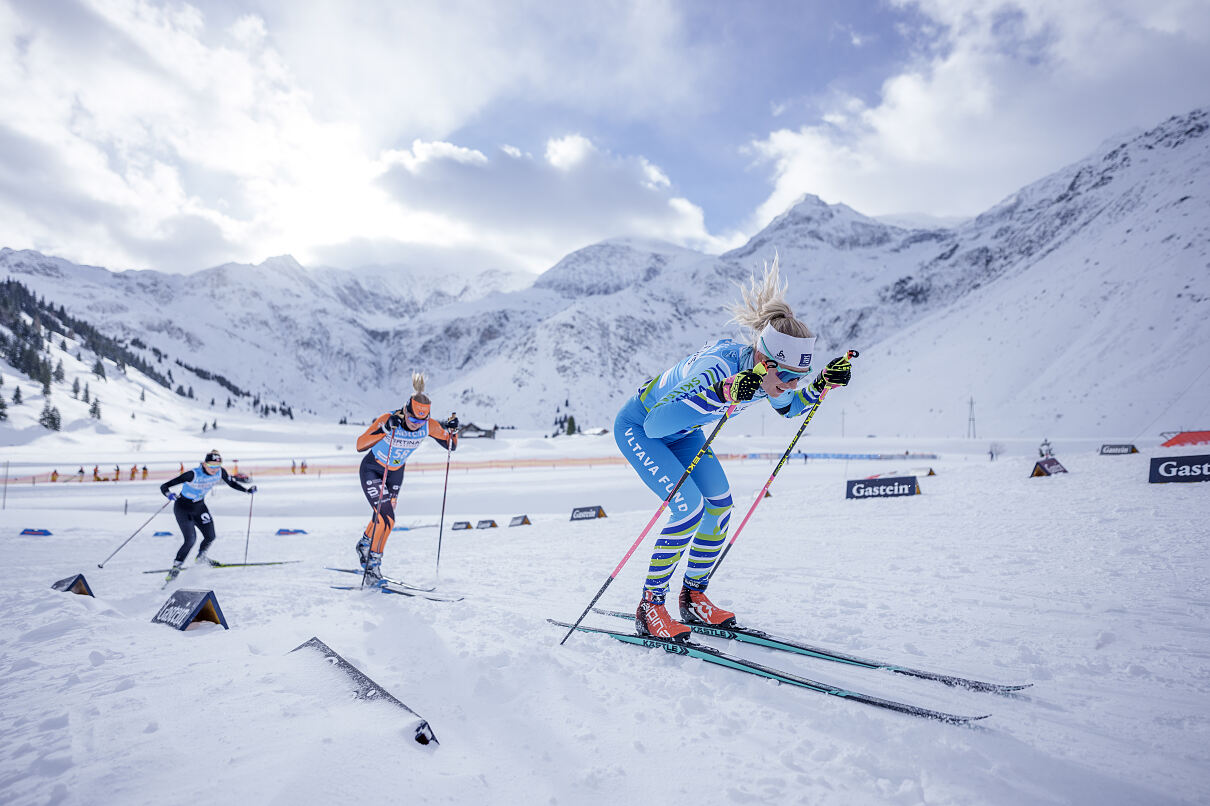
[411,372,430,405]
[728,253,812,347]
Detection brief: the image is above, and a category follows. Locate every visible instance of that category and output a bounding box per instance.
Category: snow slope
[3,108,1207,438]
[1,427,1207,805]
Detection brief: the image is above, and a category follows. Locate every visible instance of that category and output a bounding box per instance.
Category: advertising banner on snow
[845,476,920,500]
[1148,454,1210,484]
[151,589,228,630]
[1099,444,1139,455]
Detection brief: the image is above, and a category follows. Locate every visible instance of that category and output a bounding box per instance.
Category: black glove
[443,415,460,432]
[712,362,769,403]
[386,412,407,431]
[811,355,852,395]
[247,485,258,494]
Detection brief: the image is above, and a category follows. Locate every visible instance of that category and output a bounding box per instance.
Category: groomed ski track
[1,436,1205,805]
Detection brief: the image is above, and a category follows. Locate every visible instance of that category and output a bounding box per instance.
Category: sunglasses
[769,364,810,383]
[405,414,426,425]
[204,461,221,470]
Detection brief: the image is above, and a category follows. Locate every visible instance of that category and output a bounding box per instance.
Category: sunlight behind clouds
[0,0,723,273]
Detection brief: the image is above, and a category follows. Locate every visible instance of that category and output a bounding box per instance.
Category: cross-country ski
[550,620,989,724]
[330,583,465,603]
[325,566,437,592]
[591,607,1029,693]
[144,560,301,573]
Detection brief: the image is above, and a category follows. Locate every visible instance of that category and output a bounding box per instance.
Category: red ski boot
[678,586,737,628]
[635,590,691,642]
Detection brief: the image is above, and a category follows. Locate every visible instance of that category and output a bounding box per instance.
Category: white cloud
[748,0,1210,224]
[640,158,671,189]
[545,134,595,171]
[374,132,737,268]
[380,140,489,173]
[253,0,714,143]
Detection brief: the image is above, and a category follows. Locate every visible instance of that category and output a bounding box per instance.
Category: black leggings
[359,453,404,554]
[173,497,217,563]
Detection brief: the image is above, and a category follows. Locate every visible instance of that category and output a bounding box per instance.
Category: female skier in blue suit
[615,257,852,640]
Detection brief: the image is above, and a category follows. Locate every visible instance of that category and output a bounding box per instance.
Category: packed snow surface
[2,421,1208,805]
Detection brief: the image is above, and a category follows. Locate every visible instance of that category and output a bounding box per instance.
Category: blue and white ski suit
[614,338,820,599]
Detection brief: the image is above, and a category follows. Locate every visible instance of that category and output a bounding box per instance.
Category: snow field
[1,443,1208,805]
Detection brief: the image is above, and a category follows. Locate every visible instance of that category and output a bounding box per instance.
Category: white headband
[757,323,817,371]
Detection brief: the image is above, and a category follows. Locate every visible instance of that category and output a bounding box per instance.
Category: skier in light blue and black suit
[614,257,852,641]
[159,449,256,582]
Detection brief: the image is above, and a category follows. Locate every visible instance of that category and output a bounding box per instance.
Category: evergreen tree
[89,398,101,419]
[72,377,80,398]
[187,386,194,399]
[139,387,145,402]
[0,395,7,421]
[60,338,67,351]
[41,376,51,396]
[53,360,65,382]
[175,384,187,396]
[12,386,22,405]
[83,383,90,403]
[203,422,208,433]
[38,402,61,431]
[212,419,217,429]
[92,358,106,380]
[565,415,576,435]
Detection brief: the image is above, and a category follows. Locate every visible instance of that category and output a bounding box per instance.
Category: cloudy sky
[1,0,1208,275]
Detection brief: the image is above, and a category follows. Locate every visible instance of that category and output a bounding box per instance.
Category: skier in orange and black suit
[354,372,458,586]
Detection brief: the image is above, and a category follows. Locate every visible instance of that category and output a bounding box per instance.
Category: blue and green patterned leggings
[615,397,732,602]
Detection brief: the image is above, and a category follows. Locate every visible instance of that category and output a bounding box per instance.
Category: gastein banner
[1148,454,1210,484]
[845,476,920,500]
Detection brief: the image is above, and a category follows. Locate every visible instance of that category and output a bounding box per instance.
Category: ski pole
[97,498,172,568]
[434,413,457,584]
[243,489,255,564]
[710,349,859,579]
[560,405,738,646]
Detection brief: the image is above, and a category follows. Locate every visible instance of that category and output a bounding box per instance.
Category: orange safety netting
[13,452,774,486]
[1161,431,1210,447]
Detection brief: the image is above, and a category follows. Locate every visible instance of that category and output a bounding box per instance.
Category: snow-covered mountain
[0,252,534,420]
[3,108,1207,438]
